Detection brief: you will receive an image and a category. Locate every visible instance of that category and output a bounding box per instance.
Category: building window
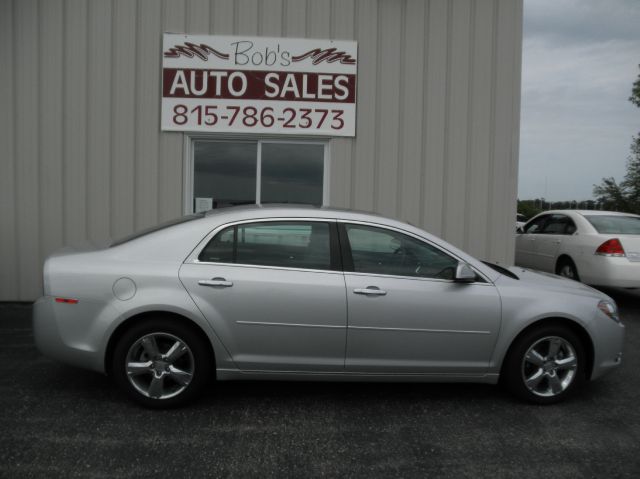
[189,139,328,212]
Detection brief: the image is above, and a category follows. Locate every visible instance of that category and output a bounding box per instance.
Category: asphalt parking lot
[1,288,639,478]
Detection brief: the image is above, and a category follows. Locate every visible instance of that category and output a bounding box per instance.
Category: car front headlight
[598,300,620,323]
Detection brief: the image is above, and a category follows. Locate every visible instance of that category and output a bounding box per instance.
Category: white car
[515,210,640,288]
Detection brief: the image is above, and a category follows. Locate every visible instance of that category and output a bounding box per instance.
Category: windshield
[110,213,205,247]
[583,215,640,235]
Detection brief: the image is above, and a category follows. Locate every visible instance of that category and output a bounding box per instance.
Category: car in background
[515,210,640,288]
[33,205,624,408]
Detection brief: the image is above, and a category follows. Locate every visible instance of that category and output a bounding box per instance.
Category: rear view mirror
[454,263,476,283]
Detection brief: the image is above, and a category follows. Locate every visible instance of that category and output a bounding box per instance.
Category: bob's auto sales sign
[161,34,357,136]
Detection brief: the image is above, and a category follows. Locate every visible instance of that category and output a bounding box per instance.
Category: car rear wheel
[112,318,213,408]
[503,325,585,404]
[556,258,580,281]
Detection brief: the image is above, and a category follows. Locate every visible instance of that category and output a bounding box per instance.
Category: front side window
[524,216,548,234]
[344,224,459,279]
[199,221,332,270]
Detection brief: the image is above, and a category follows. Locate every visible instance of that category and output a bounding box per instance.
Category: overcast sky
[518,0,640,201]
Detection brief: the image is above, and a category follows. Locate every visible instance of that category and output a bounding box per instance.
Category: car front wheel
[503,325,585,404]
[112,318,213,408]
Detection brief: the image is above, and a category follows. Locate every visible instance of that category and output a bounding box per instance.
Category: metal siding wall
[0,0,18,300]
[0,0,522,300]
[329,0,356,209]
[15,0,41,300]
[111,0,136,240]
[159,0,186,223]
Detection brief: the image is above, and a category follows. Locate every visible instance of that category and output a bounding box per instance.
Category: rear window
[110,213,205,247]
[583,215,640,235]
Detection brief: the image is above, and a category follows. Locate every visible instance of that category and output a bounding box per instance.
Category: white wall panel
[375,0,402,218]
[0,0,522,300]
[39,0,64,262]
[14,0,41,300]
[135,0,162,231]
[398,0,426,227]
[87,0,112,242]
[159,0,187,223]
[423,0,449,235]
[351,0,378,211]
[110,0,136,241]
[0,0,18,300]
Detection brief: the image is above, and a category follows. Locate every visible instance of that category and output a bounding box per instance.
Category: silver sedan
[33,205,625,407]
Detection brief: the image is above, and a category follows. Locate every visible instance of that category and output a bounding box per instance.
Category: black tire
[556,257,580,282]
[503,325,585,405]
[112,317,214,408]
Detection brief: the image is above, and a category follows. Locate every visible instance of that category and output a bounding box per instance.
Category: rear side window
[198,226,235,263]
[584,215,640,234]
[199,221,332,270]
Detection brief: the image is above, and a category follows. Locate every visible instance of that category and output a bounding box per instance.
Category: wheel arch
[555,254,575,274]
[104,310,216,377]
[499,317,595,381]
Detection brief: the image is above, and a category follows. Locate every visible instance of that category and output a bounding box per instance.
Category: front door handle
[198,277,233,287]
[354,287,387,296]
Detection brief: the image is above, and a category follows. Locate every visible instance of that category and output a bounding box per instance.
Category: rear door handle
[198,277,233,287]
[354,287,387,296]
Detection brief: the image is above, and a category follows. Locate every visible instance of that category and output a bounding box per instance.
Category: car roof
[204,203,385,218]
[537,209,639,218]
[203,203,396,225]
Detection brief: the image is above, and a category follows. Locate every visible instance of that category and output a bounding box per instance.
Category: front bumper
[590,312,625,380]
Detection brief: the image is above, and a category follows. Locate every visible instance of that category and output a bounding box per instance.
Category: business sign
[161,34,357,136]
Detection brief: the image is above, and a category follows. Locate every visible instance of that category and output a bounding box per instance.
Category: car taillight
[595,238,625,257]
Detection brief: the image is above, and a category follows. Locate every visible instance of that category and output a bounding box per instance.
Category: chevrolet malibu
[34,205,624,407]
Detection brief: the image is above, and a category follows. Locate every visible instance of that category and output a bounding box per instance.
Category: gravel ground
[1,288,639,478]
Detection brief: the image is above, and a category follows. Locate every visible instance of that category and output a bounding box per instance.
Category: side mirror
[516,226,524,234]
[454,262,476,283]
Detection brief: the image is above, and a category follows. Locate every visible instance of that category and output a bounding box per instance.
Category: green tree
[593,64,640,214]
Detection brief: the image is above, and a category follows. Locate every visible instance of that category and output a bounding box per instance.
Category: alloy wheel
[125,332,195,400]
[521,336,578,398]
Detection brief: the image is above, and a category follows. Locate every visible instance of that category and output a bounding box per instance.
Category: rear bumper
[580,256,640,288]
[33,296,108,373]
